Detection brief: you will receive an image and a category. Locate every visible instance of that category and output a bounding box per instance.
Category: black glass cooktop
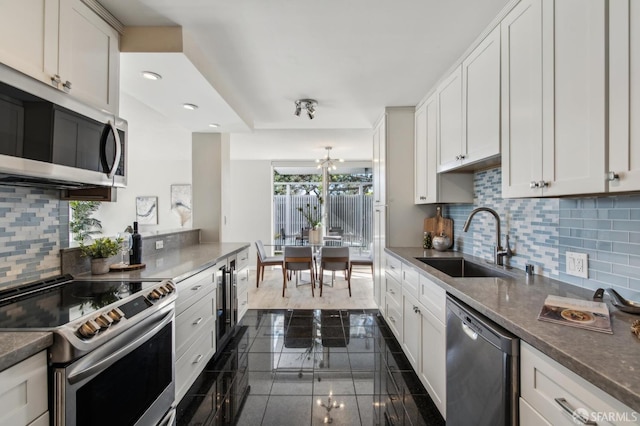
[0,276,161,329]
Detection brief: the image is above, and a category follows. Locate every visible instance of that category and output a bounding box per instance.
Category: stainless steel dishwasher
[446,296,519,426]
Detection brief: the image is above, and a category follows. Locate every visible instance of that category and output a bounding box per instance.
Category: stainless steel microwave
[0,65,126,189]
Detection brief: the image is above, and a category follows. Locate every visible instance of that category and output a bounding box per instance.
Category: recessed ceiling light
[208,123,219,128]
[141,71,162,80]
[183,103,198,110]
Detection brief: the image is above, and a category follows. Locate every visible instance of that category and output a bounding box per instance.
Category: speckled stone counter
[0,332,52,371]
[387,247,640,412]
[74,242,250,282]
[0,242,248,372]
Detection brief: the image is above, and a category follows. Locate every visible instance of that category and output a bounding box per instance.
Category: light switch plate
[155,240,164,250]
[566,251,588,278]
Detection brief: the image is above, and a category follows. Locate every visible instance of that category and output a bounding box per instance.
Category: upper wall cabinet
[0,0,120,114]
[436,26,501,174]
[609,0,640,193]
[373,116,386,206]
[414,94,473,204]
[501,0,606,198]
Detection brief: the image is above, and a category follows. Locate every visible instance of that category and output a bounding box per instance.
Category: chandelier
[316,146,344,170]
[294,99,317,119]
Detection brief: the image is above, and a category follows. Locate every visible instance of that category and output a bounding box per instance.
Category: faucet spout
[462,207,505,265]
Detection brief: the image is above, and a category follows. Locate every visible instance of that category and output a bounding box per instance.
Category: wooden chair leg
[282,266,287,297]
[256,264,262,287]
[311,263,315,297]
[261,265,266,281]
[319,266,323,297]
[347,268,352,297]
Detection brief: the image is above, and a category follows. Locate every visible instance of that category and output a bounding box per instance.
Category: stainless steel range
[0,274,177,426]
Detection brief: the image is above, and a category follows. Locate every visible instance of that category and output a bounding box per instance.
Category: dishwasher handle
[461,322,478,340]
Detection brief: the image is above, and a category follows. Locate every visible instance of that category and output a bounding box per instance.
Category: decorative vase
[91,258,110,275]
[309,227,322,244]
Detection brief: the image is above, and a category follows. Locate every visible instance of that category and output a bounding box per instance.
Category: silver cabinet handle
[193,354,204,364]
[459,154,466,160]
[554,398,597,425]
[51,74,61,87]
[193,317,203,325]
[455,155,460,160]
[413,306,420,314]
[389,316,396,323]
[62,80,72,92]
[191,285,203,291]
[538,180,548,188]
[387,289,395,295]
[419,196,426,200]
[607,171,620,181]
[530,181,539,189]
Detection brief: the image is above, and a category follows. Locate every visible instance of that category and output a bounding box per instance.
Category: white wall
[95,93,193,236]
[226,159,273,263]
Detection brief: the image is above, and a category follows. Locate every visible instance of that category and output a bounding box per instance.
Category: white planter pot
[91,258,110,275]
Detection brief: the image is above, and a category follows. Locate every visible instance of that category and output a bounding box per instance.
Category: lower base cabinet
[0,351,48,426]
[521,341,636,425]
[418,304,446,417]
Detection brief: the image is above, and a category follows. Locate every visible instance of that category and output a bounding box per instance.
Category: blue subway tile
[593,271,629,286]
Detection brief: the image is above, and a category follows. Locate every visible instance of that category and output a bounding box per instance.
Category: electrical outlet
[566,251,588,278]
[155,240,164,250]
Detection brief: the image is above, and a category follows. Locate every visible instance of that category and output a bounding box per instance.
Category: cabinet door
[414,102,428,204]
[373,116,386,205]
[609,0,640,192]
[542,0,606,196]
[462,25,501,167]
[58,0,120,114]
[0,351,48,426]
[373,206,386,312]
[402,291,421,371]
[437,66,463,172]
[419,307,446,418]
[520,398,551,426]
[501,0,544,198]
[0,0,59,87]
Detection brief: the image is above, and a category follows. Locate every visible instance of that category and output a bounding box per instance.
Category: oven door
[53,304,175,426]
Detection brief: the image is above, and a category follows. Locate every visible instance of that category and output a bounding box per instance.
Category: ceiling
[98,0,511,137]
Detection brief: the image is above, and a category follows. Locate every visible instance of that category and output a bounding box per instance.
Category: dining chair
[255,240,283,288]
[349,242,374,277]
[282,246,315,297]
[319,246,351,297]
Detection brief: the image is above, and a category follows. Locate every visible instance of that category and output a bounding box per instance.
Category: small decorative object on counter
[130,221,142,265]
[432,232,451,252]
[423,231,432,249]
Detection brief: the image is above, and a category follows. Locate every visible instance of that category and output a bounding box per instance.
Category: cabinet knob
[607,171,620,181]
[419,196,426,200]
[62,80,72,92]
[455,155,460,160]
[459,154,466,160]
[51,74,61,87]
[529,181,539,189]
[538,180,548,188]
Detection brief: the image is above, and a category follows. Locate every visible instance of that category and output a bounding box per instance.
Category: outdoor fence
[274,194,373,245]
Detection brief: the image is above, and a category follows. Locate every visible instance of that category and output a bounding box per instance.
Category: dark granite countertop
[0,242,249,372]
[387,247,640,412]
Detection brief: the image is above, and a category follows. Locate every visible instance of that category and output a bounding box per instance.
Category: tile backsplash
[446,167,640,300]
[0,186,68,290]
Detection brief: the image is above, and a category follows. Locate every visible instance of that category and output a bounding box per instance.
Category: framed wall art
[171,184,192,227]
[136,196,158,225]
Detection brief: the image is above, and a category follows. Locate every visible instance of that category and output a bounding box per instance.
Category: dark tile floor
[177,309,445,426]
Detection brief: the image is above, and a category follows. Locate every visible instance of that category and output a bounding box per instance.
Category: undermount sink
[416,257,512,279]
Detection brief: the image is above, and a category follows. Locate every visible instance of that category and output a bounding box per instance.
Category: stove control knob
[78,320,100,338]
[148,289,162,300]
[157,286,168,296]
[95,314,113,329]
[107,307,125,322]
[165,282,175,292]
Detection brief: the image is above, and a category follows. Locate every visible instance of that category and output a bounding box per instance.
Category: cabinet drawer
[0,351,48,426]
[418,274,446,324]
[176,295,215,360]
[520,397,551,426]
[236,247,250,270]
[521,342,636,426]
[402,263,420,299]
[385,296,403,342]
[237,289,249,322]
[176,325,216,403]
[176,265,217,315]
[385,272,402,307]
[236,267,249,295]
[386,254,402,283]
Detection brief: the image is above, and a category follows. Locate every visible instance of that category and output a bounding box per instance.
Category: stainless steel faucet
[462,207,512,266]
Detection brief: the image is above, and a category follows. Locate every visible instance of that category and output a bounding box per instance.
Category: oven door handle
[67,308,174,385]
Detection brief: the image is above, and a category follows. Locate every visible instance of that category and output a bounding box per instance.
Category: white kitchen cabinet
[235,247,250,322]
[414,94,473,204]
[175,263,218,403]
[609,0,640,192]
[521,341,636,425]
[0,0,120,114]
[373,206,386,313]
[385,265,402,341]
[437,66,464,172]
[462,25,501,167]
[372,115,386,206]
[520,398,552,426]
[418,300,446,418]
[402,290,421,371]
[501,0,606,198]
[0,351,48,426]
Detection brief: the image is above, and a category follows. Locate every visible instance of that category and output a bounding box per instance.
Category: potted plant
[80,237,122,275]
[297,198,323,244]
